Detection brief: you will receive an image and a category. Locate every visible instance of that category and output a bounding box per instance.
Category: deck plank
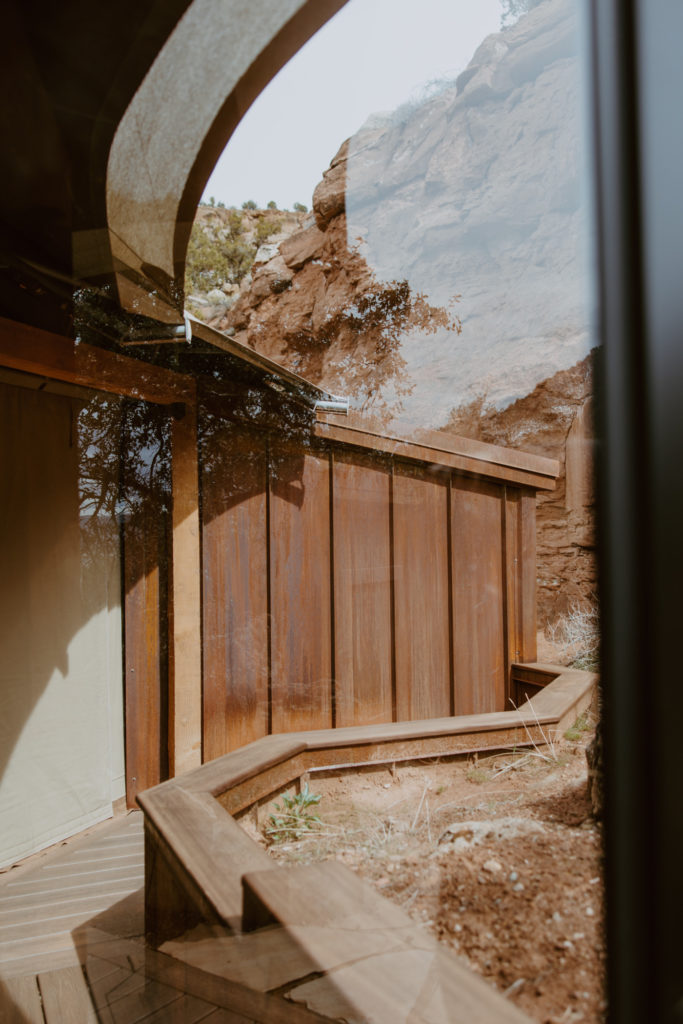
[98,977,181,1023]
[141,945,329,1023]
[0,974,44,1023]
[133,991,218,1023]
[38,966,98,1023]
[161,924,322,993]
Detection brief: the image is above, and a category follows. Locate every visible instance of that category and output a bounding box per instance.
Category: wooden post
[518,490,538,663]
[169,397,202,776]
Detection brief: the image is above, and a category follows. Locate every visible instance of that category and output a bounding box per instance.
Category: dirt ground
[245,710,605,1024]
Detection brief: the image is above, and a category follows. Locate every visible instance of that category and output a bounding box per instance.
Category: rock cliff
[443,353,596,624]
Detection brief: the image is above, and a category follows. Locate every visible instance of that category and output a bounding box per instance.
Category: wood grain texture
[242,862,532,1024]
[314,418,558,490]
[332,452,393,726]
[140,786,272,942]
[123,508,168,805]
[0,975,44,1023]
[140,943,330,1023]
[518,491,538,662]
[201,422,269,759]
[269,444,332,732]
[161,924,323,993]
[451,476,506,714]
[392,465,451,721]
[38,966,98,1023]
[170,404,202,776]
[0,316,193,404]
[505,488,521,709]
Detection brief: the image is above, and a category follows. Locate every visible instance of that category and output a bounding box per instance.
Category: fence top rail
[314,414,560,491]
[140,663,594,824]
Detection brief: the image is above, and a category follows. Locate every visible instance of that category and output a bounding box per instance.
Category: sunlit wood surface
[0,812,318,1022]
[0,812,145,981]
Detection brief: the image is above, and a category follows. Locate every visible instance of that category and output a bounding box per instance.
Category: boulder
[312,139,349,229]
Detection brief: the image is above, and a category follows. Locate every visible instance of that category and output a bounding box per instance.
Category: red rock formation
[444,354,596,626]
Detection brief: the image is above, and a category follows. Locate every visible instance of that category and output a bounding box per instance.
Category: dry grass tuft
[547,602,600,671]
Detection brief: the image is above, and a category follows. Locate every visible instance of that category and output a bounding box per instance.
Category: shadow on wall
[0,382,170,836]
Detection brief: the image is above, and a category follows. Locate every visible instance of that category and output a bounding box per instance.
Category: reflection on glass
[2,5,602,1013]
[215,0,593,436]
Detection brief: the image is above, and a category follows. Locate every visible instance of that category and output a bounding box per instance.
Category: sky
[202,0,503,210]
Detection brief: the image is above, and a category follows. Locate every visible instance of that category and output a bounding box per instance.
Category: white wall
[0,382,125,867]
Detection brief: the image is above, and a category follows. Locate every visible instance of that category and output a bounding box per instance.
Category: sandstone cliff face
[206,0,597,625]
[218,0,593,431]
[445,353,596,625]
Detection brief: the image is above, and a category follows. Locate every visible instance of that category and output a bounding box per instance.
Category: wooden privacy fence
[200,411,558,760]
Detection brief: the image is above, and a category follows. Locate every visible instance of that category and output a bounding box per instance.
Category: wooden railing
[138,662,595,1024]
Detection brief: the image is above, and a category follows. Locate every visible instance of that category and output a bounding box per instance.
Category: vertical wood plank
[38,966,98,1023]
[269,443,332,732]
[0,976,44,1024]
[393,464,451,721]
[451,477,506,714]
[518,490,538,663]
[123,404,169,804]
[505,487,521,706]
[201,421,269,759]
[170,400,202,776]
[332,452,393,727]
[124,518,164,802]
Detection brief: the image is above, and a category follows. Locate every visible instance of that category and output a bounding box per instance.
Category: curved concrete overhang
[106,0,348,323]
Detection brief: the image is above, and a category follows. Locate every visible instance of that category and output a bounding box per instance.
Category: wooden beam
[170,403,203,776]
[315,416,559,490]
[0,316,193,404]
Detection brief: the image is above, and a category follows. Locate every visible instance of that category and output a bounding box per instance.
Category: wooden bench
[138,664,596,1019]
[239,860,532,1023]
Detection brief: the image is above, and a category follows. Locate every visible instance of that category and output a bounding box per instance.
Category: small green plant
[267,200,278,210]
[242,199,258,210]
[564,712,591,742]
[293,201,308,213]
[185,218,254,292]
[266,784,323,843]
[466,767,489,785]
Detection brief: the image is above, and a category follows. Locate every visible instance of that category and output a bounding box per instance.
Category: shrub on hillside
[185,219,254,293]
[255,217,281,245]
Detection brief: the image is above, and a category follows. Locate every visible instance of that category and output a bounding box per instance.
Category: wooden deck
[0,813,259,1022]
[0,812,145,981]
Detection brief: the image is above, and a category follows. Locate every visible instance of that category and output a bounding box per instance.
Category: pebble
[513,882,525,892]
[483,858,502,874]
[509,871,519,882]
[585,907,594,917]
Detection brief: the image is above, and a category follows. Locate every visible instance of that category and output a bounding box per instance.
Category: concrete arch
[106,0,347,321]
